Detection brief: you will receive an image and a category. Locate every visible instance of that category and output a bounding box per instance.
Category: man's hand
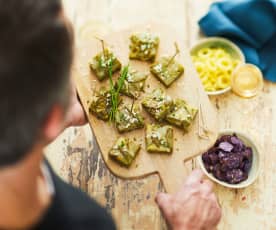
[64,82,87,128]
[156,169,221,230]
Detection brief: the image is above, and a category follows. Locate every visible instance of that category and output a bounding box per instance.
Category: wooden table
[45,0,276,229]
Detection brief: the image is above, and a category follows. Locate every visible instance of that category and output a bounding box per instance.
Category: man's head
[0,0,73,167]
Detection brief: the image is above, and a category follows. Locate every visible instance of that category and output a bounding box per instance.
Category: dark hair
[0,0,73,167]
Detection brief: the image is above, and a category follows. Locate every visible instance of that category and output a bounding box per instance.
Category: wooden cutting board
[73,23,218,193]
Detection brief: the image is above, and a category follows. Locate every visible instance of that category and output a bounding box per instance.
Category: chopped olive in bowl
[197,130,260,189]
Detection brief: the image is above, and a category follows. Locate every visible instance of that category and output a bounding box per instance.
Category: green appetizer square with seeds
[89,49,121,81]
[150,57,184,87]
[166,99,198,131]
[115,103,144,133]
[120,69,148,99]
[109,137,141,167]
[129,33,159,62]
[89,88,111,121]
[142,88,172,121]
[146,124,173,153]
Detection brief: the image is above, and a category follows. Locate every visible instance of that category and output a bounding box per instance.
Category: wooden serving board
[73,23,218,193]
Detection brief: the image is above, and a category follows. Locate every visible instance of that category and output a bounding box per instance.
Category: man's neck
[0,145,52,229]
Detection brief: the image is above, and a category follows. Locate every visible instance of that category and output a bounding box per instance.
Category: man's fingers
[184,169,204,187]
[155,193,173,218]
[209,193,220,208]
[200,179,214,195]
[207,193,222,226]
[155,193,171,208]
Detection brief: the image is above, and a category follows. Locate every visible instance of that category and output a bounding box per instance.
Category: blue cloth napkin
[199,0,276,82]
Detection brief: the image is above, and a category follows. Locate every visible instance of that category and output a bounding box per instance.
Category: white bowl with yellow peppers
[190,37,245,96]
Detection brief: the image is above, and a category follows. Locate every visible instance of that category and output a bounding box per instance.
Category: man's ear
[42,105,65,142]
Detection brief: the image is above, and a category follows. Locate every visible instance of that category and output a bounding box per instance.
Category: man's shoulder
[55,176,115,229]
[55,176,105,217]
[35,164,116,230]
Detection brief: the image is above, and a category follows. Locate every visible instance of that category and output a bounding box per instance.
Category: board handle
[158,160,189,194]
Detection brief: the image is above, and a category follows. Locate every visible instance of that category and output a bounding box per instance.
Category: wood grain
[45,0,276,229]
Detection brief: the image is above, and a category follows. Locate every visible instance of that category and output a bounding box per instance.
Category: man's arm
[156,170,221,230]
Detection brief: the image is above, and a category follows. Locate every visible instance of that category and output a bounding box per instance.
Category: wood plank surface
[45,0,276,229]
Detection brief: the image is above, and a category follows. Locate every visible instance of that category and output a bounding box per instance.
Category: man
[0,0,221,229]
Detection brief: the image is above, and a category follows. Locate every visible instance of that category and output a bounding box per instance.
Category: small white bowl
[190,37,246,96]
[197,130,260,189]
